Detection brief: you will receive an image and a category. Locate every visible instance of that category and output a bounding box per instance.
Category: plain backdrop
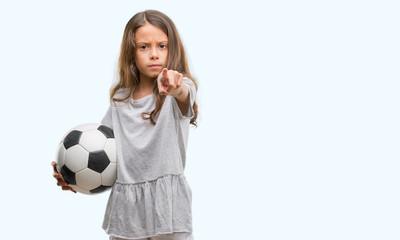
[0,0,399,239]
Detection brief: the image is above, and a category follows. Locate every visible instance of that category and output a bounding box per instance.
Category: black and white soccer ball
[55,123,117,195]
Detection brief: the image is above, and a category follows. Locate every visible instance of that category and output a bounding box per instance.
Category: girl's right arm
[51,161,77,193]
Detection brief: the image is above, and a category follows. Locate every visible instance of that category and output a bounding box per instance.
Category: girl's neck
[133,76,154,100]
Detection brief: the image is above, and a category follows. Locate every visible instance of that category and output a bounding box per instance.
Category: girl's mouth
[149,65,161,69]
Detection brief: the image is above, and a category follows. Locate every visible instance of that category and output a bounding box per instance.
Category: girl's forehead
[135,23,168,42]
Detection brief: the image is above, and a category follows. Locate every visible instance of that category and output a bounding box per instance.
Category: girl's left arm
[157,68,190,115]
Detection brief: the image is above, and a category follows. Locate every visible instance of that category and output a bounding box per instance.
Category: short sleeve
[101,105,113,129]
[172,77,197,119]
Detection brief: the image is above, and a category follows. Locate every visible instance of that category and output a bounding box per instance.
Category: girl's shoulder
[111,88,131,100]
[110,88,132,107]
[114,88,130,97]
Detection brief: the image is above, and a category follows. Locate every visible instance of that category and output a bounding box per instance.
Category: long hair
[110,10,198,126]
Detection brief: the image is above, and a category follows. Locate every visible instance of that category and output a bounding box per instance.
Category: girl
[52,9,198,240]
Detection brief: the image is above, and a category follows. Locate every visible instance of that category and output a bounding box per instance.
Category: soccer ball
[55,123,117,194]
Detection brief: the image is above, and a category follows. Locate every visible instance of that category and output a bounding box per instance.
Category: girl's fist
[157,68,183,97]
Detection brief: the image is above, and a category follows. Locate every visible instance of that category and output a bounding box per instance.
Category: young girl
[52,9,198,240]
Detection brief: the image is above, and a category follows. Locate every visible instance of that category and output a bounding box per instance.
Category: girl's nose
[150,48,159,60]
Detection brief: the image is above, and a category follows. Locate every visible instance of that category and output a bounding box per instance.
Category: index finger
[162,68,168,81]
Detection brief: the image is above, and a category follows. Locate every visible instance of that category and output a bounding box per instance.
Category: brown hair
[110,10,198,126]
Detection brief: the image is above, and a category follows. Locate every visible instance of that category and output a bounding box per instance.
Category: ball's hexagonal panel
[79,129,107,152]
[69,184,91,195]
[104,139,117,163]
[65,145,89,172]
[90,185,110,194]
[63,130,82,149]
[101,162,117,186]
[88,150,110,173]
[60,165,76,185]
[76,168,102,190]
[97,125,114,138]
[73,123,100,132]
[56,143,67,171]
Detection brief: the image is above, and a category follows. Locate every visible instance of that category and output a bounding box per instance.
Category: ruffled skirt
[102,174,193,239]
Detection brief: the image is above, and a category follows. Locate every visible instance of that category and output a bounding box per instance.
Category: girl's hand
[157,68,184,97]
[51,161,77,193]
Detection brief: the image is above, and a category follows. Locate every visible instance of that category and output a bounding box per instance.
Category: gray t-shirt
[101,78,196,239]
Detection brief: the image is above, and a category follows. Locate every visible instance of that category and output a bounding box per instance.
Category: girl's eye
[139,45,147,50]
[159,44,167,49]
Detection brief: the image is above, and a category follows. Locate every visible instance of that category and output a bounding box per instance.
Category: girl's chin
[139,72,161,81]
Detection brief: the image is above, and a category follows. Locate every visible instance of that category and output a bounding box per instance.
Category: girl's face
[134,23,168,81]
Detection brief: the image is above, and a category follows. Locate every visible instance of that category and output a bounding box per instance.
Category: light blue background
[0,0,399,239]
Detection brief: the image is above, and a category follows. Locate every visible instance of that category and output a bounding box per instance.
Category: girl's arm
[157,68,190,115]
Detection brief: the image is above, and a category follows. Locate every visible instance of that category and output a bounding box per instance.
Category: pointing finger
[162,68,168,81]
